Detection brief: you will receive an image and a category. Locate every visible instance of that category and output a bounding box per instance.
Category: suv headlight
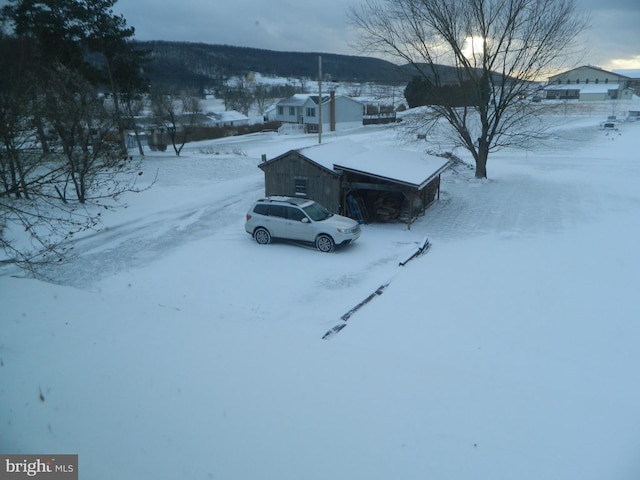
[337,226,359,234]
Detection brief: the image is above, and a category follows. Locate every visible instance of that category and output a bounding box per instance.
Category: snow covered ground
[2,111,640,479]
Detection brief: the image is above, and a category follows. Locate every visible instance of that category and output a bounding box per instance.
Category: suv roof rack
[260,196,311,206]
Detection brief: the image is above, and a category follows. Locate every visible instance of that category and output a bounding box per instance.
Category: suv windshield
[302,202,332,221]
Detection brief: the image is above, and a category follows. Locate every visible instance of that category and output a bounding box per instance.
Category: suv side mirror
[301,217,310,223]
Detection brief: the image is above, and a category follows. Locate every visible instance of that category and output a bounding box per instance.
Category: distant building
[613,69,640,96]
[207,110,249,127]
[544,66,636,101]
[355,97,398,125]
[626,110,640,122]
[274,92,363,134]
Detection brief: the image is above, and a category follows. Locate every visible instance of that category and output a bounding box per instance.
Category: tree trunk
[476,137,489,179]
[134,128,145,156]
[35,115,50,154]
[475,158,487,179]
[111,91,128,156]
[7,154,21,199]
[15,156,30,199]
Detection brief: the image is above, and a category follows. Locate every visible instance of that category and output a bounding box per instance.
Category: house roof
[277,94,326,107]
[296,141,450,189]
[277,94,308,107]
[277,93,362,108]
[210,110,248,121]
[307,95,331,105]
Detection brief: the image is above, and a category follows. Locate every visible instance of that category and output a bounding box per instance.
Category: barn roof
[297,141,450,189]
[549,65,630,81]
[545,83,621,94]
[613,69,640,79]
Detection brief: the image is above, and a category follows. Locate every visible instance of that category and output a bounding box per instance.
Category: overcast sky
[0,0,636,70]
[113,0,639,71]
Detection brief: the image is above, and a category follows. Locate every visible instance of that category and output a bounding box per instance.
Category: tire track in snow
[36,177,263,288]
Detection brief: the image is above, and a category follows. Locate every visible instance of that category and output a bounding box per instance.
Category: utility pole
[318,55,322,144]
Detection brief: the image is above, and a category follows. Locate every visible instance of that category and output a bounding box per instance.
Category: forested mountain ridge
[137,41,411,88]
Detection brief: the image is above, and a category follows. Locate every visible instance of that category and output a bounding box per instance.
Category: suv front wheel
[316,234,335,253]
[254,227,271,245]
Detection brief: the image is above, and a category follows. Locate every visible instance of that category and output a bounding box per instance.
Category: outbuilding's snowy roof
[297,141,450,189]
[298,140,365,170]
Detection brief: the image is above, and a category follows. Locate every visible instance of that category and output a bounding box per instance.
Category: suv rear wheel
[316,234,335,253]
[254,227,271,245]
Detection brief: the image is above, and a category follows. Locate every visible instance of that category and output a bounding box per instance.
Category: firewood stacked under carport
[372,192,402,222]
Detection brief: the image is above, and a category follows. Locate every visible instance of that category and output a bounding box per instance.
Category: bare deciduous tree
[151,88,202,156]
[0,0,151,273]
[43,65,122,204]
[1,65,150,272]
[121,92,146,156]
[0,48,36,200]
[349,0,588,178]
[224,77,254,116]
[252,84,271,116]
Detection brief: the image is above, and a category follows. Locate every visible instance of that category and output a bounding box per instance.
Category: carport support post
[341,186,350,217]
[407,191,415,230]
[437,174,441,200]
[318,55,323,144]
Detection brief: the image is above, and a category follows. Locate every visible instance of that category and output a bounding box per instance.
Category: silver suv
[245,196,361,252]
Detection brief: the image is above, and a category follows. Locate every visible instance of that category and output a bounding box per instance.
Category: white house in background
[264,104,277,122]
[208,110,249,127]
[544,65,637,101]
[275,92,363,134]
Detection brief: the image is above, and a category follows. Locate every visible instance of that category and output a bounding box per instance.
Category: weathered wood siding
[260,152,342,213]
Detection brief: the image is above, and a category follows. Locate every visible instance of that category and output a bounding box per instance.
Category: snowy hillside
[1,111,639,479]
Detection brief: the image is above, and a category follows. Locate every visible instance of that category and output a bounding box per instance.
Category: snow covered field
[2,112,640,479]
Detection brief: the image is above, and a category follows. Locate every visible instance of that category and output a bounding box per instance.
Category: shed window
[277,106,283,115]
[289,107,295,116]
[295,177,308,195]
[306,107,316,117]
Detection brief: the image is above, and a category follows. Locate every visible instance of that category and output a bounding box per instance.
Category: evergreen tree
[1,0,149,154]
[404,77,432,109]
[0,0,149,270]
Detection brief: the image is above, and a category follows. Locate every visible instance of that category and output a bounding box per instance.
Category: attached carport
[332,146,450,229]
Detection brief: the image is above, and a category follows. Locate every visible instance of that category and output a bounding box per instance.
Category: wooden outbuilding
[258,141,450,229]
